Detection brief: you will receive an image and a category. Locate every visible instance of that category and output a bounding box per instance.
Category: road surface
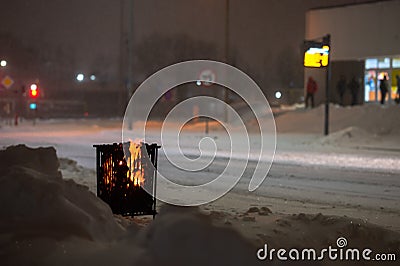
[1,119,399,231]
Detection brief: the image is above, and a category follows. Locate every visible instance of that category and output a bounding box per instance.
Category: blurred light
[0,60,6,67]
[29,84,39,98]
[29,103,37,110]
[30,84,37,91]
[196,80,202,86]
[275,91,282,99]
[304,45,330,68]
[90,74,96,81]
[76,73,84,82]
[322,45,329,51]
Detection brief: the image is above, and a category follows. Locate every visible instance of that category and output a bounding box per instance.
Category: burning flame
[127,140,145,187]
[103,156,114,192]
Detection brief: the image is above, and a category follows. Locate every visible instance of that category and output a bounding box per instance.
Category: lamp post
[303,34,331,136]
[127,0,134,99]
[324,34,331,136]
[223,0,230,122]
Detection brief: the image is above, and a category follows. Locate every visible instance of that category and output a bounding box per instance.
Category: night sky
[0,0,380,96]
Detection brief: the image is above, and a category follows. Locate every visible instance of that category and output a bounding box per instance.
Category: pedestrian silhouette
[379,75,388,105]
[306,77,318,108]
[396,74,400,104]
[336,75,346,105]
[348,76,359,106]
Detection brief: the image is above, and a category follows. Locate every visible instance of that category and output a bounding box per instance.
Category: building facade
[304,0,400,106]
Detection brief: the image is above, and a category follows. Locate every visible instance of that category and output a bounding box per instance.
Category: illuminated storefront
[364,57,400,102]
[305,1,400,105]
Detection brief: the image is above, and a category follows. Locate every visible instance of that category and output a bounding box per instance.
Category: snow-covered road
[1,119,399,229]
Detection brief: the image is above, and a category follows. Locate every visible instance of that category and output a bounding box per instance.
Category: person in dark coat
[336,75,346,105]
[348,76,360,106]
[306,76,318,108]
[396,74,400,104]
[379,75,388,105]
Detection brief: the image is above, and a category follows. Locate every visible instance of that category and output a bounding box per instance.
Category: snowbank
[0,145,124,242]
[133,205,257,266]
[314,126,376,146]
[0,145,259,266]
[1,145,61,177]
[275,104,400,135]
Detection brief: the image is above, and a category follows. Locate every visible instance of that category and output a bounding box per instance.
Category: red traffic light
[29,83,39,98]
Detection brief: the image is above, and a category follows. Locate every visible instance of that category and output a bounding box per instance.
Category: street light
[76,73,84,82]
[0,60,7,67]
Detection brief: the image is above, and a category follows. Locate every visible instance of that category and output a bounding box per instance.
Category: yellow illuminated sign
[304,45,330,68]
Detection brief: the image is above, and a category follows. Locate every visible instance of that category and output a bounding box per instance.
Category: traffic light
[29,103,37,110]
[29,83,39,98]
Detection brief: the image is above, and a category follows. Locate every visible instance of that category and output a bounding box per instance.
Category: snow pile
[59,157,97,193]
[275,104,400,135]
[0,145,124,242]
[315,126,376,146]
[0,144,61,177]
[30,205,259,266]
[275,104,327,133]
[133,205,257,266]
[0,145,259,265]
[59,157,84,173]
[329,104,400,135]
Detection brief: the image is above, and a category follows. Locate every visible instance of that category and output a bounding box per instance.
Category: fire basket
[93,142,160,218]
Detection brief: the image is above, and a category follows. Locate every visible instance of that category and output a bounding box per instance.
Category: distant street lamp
[76,73,85,82]
[30,84,37,91]
[0,60,7,67]
[90,74,96,81]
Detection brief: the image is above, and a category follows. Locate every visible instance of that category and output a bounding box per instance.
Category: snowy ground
[0,104,399,265]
